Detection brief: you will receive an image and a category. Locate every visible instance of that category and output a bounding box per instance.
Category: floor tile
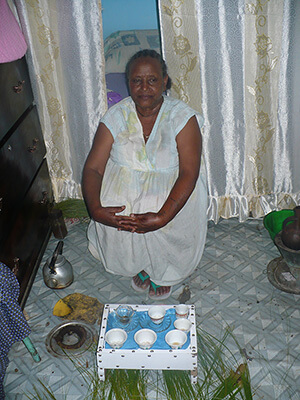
[4,218,300,399]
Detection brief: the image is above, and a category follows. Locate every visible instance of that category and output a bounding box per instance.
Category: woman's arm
[123,115,202,233]
[82,123,129,228]
[158,115,201,224]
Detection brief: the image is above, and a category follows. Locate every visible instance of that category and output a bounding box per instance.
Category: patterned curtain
[158,0,300,222]
[12,0,107,201]
[158,0,202,113]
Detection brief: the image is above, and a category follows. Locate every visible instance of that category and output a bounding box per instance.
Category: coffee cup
[148,305,166,325]
[175,304,189,319]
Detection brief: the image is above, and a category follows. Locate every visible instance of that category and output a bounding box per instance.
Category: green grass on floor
[55,199,89,219]
[25,326,254,400]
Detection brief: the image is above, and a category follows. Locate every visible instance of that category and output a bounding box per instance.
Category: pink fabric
[0,0,27,63]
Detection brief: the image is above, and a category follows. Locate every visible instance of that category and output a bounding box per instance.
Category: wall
[102,0,159,39]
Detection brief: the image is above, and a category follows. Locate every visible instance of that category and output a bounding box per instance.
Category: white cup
[148,306,166,325]
[105,328,127,349]
[175,304,189,319]
[134,329,157,350]
[174,318,192,332]
[165,329,187,349]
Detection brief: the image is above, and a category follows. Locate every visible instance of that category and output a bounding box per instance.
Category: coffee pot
[43,241,74,289]
[281,206,300,251]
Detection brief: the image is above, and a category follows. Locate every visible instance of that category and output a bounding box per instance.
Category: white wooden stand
[97,304,198,383]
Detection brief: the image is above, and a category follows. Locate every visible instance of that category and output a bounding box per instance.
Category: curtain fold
[158,0,300,222]
[158,0,202,114]
[13,0,107,201]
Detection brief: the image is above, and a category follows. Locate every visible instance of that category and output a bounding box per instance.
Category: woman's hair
[125,49,172,90]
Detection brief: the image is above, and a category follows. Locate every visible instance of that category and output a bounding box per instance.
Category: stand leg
[191,368,197,384]
[99,367,105,381]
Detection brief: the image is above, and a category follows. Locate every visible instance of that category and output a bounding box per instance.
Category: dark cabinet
[0,56,54,308]
[0,57,33,142]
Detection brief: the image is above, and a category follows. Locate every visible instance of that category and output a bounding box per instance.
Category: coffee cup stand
[97,304,198,383]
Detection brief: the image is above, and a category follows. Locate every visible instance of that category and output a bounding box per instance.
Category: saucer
[140,313,171,332]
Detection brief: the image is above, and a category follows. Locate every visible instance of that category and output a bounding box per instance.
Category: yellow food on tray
[53,299,72,317]
[53,293,104,324]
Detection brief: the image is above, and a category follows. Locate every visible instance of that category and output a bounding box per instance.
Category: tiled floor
[4,218,300,399]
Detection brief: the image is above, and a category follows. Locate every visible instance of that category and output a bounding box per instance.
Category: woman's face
[128,57,168,112]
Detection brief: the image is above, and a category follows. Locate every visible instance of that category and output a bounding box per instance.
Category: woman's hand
[92,206,137,232]
[118,212,165,234]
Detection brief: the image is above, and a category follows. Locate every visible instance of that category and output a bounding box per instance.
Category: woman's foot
[131,271,151,292]
[149,282,172,300]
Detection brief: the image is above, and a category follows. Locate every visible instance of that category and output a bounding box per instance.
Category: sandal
[148,282,172,300]
[131,272,150,293]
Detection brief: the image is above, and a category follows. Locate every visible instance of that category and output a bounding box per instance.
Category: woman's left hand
[118,212,165,233]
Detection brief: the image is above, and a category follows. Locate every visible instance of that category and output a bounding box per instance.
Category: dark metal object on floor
[54,324,87,350]
[280,206,300,250]
[45,321,97,358]
[267,257,300,295]
[267,233,300,295]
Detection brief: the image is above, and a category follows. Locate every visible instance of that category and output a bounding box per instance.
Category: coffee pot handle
[48,241,64,274]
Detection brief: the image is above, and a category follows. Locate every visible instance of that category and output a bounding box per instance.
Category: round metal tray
[45,320,98,358]
[267,257,300,295]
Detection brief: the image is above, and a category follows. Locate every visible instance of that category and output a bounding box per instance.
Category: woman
[82,50,207,300]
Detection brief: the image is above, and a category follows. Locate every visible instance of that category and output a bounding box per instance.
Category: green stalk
[162,370,198,400]
[26,380,66,400]
[24,325,254,400]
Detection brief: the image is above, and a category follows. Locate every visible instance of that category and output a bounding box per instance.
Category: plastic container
[263,209,294,241]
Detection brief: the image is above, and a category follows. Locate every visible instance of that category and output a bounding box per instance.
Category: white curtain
[13,0,107,201]
[158,0,300,222]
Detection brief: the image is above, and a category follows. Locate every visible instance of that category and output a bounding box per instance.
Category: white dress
[87,95,208,286]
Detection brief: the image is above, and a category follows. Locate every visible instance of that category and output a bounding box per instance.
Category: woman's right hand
[91,205,127,228]
[91,205,137,232]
